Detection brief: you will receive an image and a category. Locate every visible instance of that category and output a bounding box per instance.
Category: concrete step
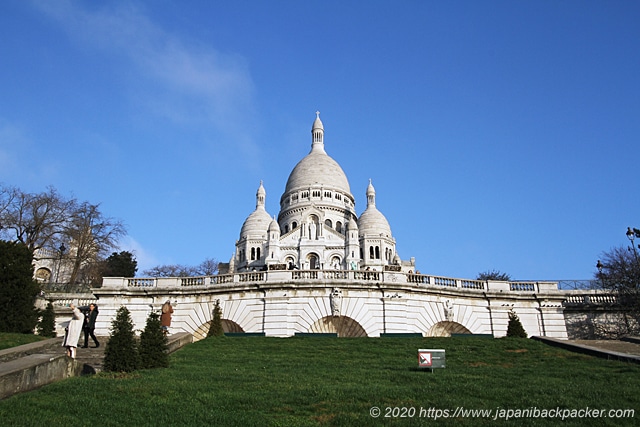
[0,332,193,400]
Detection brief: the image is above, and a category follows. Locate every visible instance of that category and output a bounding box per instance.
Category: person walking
[161,300,173,336]
[82,303,100,348]
[62,302,83,358]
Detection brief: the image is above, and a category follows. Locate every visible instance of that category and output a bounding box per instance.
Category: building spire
[311,111,325,153]
[366,179,376,207]
[256,180,266,209]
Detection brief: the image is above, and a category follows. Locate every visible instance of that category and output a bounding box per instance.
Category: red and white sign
[418,351,432,367]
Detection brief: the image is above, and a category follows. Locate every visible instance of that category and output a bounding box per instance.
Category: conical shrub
[207,300,224,338]
[139,311,169,369]
[37,302,57,338]
[506,310,528,338]
[103,306,140,372]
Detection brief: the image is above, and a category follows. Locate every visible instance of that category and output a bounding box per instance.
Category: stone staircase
[0,332,193,399]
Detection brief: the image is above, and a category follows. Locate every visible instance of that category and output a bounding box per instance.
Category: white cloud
[31,0,257,146]
[117,235,159,276]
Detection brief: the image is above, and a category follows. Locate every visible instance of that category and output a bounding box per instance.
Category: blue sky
[1,1,639,280]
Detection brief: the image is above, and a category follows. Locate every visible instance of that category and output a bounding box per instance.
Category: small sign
[418,348,445,369]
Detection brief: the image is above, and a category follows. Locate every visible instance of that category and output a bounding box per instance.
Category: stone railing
[563,293,619,306]
[100,272,560,294]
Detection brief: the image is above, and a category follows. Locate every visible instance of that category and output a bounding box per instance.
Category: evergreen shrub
[506,310,528,338]
[103,306,140,372]
[139,311,169,369]
[37,302,57,337]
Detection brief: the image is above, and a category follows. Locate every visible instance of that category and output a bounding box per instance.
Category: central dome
[283,112,351,195]
[284,152,351,194]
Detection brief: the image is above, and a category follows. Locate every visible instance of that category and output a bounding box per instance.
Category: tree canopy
[476,270,512,281]
[103,251,138,278]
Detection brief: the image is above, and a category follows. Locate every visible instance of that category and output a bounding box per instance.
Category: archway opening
[193,319,244,341]
[426,321,471,337]
[308,316,367,337]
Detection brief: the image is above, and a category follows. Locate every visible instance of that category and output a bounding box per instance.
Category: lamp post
[626,227,640,262]
[55,243,66,286]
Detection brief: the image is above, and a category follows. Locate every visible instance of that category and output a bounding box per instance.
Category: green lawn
[0,337,638,426]
[0,332,47,351]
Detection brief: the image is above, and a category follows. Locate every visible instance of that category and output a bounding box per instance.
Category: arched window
[292,221,298,229]
[251,247,256,260]
[369,246,374,259]
[309,254,319,269]
[284,225,289,233]
[256,247,261,260]
[336,221,342,233]
[325,219,332,228]
[331,256,341,269]
[375,246,380,259]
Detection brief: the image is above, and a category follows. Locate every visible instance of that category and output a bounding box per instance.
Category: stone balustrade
[99,271,561,295]
[563,293,619,306]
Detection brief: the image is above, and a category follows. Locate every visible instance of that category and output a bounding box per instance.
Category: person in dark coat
[82,303,100,348]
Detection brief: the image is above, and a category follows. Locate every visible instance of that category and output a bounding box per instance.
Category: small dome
[358,207,392,238]
[240,209,271,240]
[357,180,392,238]
[347,217,358,230]
[268,217,280,233]
[240,182,272,239]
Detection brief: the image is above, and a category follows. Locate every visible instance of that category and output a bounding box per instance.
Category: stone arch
[35,267,51,283]
[308,316,368,337]
[328,254,342,269]
[307,252,320,269]
[193,319,244,341]
[426,321,471,337]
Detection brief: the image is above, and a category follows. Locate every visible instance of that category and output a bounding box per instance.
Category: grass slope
[0,337,638,426]
[0,332,46,351]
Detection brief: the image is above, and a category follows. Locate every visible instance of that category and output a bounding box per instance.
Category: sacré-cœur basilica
[94,113,581,339]
[228,112,413,275]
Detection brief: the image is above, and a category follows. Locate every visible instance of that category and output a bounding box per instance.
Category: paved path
[532,336,640,363]
[571,339,640,357]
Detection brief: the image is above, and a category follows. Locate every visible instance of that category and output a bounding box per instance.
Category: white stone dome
[240,182,272,239]
[283,112,351,196]
[268,217,280,233]
[358,207,392,237]
[240,209,271,239]
[284,152,351,195]
[357,180,392,238]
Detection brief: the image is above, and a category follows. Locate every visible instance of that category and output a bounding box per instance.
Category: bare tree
[143,264,194,277]
[63,201,126,285]
[0,185,75,251]
[595,227,640,336]
[143,258,219,277]
[195,258,219,276]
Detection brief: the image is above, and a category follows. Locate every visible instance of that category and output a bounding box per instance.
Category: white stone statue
[309,222,317,240]
[330,288,343,317]
[444,299,454,321]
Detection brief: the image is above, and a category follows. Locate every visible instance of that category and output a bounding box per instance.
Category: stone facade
[94,274,569,340]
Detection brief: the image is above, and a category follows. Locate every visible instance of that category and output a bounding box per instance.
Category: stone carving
[444,299,454,321]
[330,288,343,317]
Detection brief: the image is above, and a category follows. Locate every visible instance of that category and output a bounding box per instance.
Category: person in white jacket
[62,302,84,358]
